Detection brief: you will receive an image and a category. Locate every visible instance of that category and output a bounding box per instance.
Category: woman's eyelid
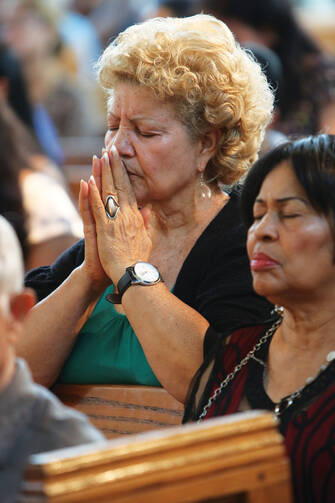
[137,129,156,137]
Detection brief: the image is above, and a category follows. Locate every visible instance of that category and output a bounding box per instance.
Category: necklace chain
[197,318,282,422]
[198,317,335,422]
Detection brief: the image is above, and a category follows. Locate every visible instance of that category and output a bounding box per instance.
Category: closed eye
[281,213,301,219]
[135,128,156,138]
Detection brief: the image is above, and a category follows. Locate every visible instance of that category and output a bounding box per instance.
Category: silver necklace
[197,318,282,422]
[263,348,335,418]
[198,317,335,422]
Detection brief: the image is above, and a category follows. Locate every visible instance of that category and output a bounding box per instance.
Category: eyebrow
[107,112,160,124]
[254,196,310,206]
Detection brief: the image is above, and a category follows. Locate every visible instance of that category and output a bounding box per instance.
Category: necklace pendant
[274,403,281,416]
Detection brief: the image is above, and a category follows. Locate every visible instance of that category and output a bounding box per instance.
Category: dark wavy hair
[198,0,321,121]
[0,43,35,131]
[241,135,335,228]
[0,102,29,258]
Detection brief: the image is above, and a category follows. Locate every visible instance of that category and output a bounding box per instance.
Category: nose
[106,127,135,158]
[252,213,278,241]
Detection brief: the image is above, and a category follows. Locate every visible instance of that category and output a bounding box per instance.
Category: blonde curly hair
[97,14,274,186]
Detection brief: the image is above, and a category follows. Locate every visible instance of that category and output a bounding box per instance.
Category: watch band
[105,270,132,304]
[118,269,135,298]
[106,263,161,304]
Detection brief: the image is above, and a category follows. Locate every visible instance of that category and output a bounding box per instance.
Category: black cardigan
[25,189,272,335]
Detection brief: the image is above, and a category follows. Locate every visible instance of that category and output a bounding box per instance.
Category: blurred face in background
[0,3,57,59]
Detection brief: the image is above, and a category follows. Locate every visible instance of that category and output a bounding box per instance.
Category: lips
[250,252,279,271]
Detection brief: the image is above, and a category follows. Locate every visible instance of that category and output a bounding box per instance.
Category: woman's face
[104,82,209,207]
[247,161,335,305]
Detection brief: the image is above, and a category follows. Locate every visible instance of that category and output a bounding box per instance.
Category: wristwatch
[106,262,162,304]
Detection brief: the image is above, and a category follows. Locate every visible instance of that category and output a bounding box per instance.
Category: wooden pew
[21,410,292,503]
[52,384,184,439]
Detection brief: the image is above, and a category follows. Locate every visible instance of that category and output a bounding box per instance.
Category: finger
[88,175,109,228]
[92,155,102,198]
[110,145,137,208]
[79,179,97,242]
[79,179,91,225]
[101,151,117,203]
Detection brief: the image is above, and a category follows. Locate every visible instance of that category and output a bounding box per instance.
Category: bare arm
[17,266,101,387]
[122,283,209,403]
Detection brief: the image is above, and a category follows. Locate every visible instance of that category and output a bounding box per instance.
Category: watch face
[134,262,160,283]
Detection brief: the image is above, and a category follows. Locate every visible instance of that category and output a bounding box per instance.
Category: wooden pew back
[52,384,184,439]
[21,410,293,503]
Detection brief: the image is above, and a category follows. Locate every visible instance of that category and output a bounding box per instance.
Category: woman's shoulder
[203,320,274,360]
[183,321,272,424]
[192,186,247,260]
[24,239,85,301]
[204,185,244,234]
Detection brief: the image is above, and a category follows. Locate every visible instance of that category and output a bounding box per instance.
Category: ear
[10,288,36,322]
[197,128,221,173]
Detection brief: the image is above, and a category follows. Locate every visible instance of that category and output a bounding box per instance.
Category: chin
[253,280,284,301]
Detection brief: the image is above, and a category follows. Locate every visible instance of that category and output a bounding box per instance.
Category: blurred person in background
[140,0,196,20]
[0,100,83,270]
[57,0,106,136]
[245,43,287,155]
[87,0,139,49]
[0,0,85,138]
[0,41,64,165]
[0,216,103,503]
[198,0,335,136]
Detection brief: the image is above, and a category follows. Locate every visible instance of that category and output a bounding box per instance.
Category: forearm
[17,266,102,387]
[122,282,209,404]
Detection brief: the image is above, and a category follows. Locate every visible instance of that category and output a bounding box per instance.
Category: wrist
[106,262,162,304]
[74,265,108,300]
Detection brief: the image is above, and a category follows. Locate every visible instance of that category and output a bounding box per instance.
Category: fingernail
[103,151,110,166]
[102,147,107,154]
[89,175,96,185]
[92,154,98,162]
[111,145,118,155]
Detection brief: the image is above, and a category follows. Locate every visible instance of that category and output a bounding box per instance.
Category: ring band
[105,195,120,220]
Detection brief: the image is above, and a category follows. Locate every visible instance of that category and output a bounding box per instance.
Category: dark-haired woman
[199,0,335,136]
[184,134,335,503]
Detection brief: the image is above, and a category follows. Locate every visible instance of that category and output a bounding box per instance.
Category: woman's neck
[266,303,335,403]
[150,186,229,236]
[277,305,335,352]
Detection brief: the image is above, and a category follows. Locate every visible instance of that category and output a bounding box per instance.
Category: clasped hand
[78,145,152,292]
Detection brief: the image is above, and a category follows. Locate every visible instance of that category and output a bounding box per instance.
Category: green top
[58,285,161,386]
